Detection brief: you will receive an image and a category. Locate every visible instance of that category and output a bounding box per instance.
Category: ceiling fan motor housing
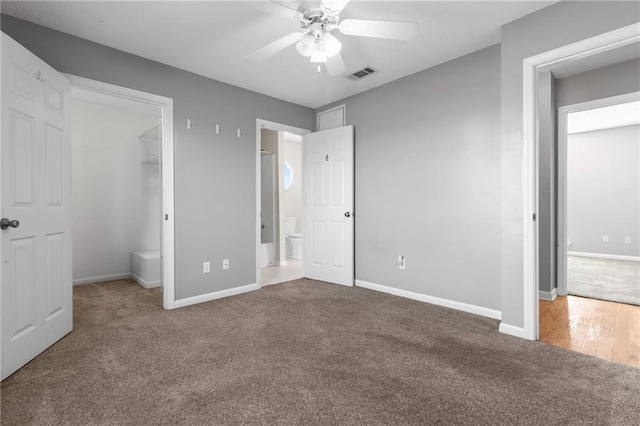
[300,8,339,36]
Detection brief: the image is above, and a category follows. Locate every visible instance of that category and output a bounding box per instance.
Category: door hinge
[532,213,536,221]
[35,70,47,83]
[325,154,329,162]
[165,214,168,221]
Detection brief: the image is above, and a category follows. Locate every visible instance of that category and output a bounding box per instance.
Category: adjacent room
[566,102,639,305]
[1,1,639,424]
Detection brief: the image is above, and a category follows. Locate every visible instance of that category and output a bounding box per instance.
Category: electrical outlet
[602,235,609,243]
[625,236,631,244]
[203,261,210,274]
[398,255,406,270]
[222,259,230,270]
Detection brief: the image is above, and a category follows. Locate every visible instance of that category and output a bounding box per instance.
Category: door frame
[65,75,176,309]
[255,119,310,287]
[520,22,640,341]
[556,91,640,296]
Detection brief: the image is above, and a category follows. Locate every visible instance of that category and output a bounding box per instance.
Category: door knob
[344,212,351,218]
[0,218,20,230]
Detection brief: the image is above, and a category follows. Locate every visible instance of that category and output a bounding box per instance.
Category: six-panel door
[304,125,354,286]
[1,34,72,380]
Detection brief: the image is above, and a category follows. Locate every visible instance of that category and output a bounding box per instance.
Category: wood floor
[540,295,640,368]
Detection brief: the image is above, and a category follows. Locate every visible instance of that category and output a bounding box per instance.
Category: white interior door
[304,125,354,286]
[1,33,72,380]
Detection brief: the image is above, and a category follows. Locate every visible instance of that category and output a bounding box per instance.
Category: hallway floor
[540,295,640,368]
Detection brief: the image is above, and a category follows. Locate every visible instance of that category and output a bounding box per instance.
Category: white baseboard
[539,287,557,301]
[568,251,640,262]
[277,260,288,267]
[499,322,529,339]
[131,273,161,289]
[174,283,260,309]
[354,279,502,320]
[73,273,131,286]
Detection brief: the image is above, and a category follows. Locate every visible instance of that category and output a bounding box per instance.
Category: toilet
[284,217,303,260]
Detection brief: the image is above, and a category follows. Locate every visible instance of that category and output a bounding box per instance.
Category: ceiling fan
[245,0,419,76]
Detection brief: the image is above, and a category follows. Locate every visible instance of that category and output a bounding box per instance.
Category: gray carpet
[1,279,639,425]
[568,255,640,306]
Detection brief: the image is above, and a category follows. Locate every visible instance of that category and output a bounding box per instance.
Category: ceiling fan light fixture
[310,48,328,63]
[295,33,315,57]
[323,32,342,58]
[310,41,328,63]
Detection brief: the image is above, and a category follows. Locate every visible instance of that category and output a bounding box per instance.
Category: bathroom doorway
[256,120,310,287]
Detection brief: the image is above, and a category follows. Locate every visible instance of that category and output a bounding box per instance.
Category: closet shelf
[141,152,161,165]
[138,123,160,141]
[139,121,161,165]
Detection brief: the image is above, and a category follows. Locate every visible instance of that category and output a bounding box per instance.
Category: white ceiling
[1,1,555,109]
[568,101,640,134]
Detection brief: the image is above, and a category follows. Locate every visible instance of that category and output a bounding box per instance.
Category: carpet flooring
[1,279,639,425]
[568,255,640,306]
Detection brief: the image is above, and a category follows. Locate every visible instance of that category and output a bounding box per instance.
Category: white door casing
[514,22,640,342]
[1,33,73,380]
[65,75,175,309]
[304,125,354,286]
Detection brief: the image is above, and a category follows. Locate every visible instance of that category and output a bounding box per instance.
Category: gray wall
[556,58,640,108]
[317,45,502,312]
[500,1,640,329]
[538,72,557,294]
[567,125,640,257]
[1,14,314,300]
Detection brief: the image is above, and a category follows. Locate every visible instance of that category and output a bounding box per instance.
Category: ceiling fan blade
[339,19,419,41]
[325,53,346,77]
[255,1,303,22]
[244,33,304,62]
[320,0,350,16]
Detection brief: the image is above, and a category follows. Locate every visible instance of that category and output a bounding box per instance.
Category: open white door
[304,125,354,286]
[1,34,72,380]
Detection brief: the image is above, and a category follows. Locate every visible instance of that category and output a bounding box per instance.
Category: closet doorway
[68,76,175,308]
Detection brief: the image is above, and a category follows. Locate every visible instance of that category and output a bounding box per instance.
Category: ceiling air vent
[347,67,378,81]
